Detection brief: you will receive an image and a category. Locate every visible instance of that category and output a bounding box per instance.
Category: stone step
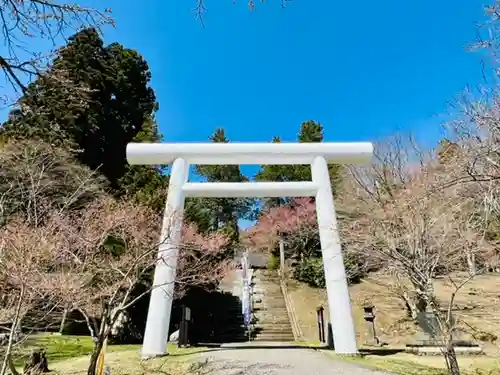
[256,323,292,328]
[254,310,287,315]
[254,327,294,334]
[255,319,291,325]
[255,327,293,333]
[254,309,289,315]
[254,312,288,316]
[254,329,294,335]
[254,314,289,319]
[253,335,295,341]
[254,302,287,307]
[255,317,290,323]
[254,304,287,309]
[255,324,292,329]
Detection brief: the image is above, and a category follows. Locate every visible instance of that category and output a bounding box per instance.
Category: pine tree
[255,120,342,209]
[194,128,254,242]
[1,28,159,193]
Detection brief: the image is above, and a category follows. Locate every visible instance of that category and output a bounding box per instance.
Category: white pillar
[141,158,189,359]
[311,156,358,354]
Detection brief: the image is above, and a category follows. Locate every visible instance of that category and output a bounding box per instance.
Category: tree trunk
[86,341,103,375]
[401,291,426,320]
[0,288,25,375]
[444,344,461,375]
[59,308,69,334]
[23,350,49,375]
[466,252,476,275]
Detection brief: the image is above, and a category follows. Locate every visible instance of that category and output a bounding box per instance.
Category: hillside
[286,272,500,374]
[286,272,500,352]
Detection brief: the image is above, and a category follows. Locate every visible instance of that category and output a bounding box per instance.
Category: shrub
[293,257,325,288]
[293,251,368,288]
[267,253,280,270]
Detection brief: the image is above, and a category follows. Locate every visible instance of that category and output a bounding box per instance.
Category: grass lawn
[322,351,449,375]
[322,350,500,375]
[10,334,208,375]
[12,334,138,366]
[50,345,209,375]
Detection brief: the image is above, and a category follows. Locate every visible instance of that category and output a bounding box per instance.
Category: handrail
[280,269,304,342]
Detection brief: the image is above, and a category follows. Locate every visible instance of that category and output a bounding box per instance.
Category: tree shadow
[171,344,326,357]
[358,348,405,356]
[177,288,248,344]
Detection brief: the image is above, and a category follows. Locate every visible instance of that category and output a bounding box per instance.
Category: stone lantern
[362,301,380,346]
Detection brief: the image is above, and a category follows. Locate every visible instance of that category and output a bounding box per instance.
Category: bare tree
[0,139,232,375]
[340,134,496,375]
[0,196,232,375]
[0,139,105,227]
[0,218,67,375]
[0,139,110,375]
[0,0,113,98]
[193,0,291,26]
[46,197,230,375]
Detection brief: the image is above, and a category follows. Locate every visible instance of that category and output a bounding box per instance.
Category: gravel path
[195,345,391,375]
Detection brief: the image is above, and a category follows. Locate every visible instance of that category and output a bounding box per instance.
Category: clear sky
[0,1,491,154]
[91,0,490,177]
[0,0,493,226]
[88,0,489,149]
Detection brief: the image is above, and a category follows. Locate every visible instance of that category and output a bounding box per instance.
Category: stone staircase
[252,269,295,342]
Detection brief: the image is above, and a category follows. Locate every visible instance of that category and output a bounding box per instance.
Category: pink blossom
[243,198,317,251]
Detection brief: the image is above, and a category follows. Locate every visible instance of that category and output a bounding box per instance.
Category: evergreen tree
[1,28,160,196]
[255,120,342,209]
[254,136,291,209]
[194,128,254,243]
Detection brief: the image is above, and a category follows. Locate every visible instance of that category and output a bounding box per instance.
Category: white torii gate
[126,141,373,358]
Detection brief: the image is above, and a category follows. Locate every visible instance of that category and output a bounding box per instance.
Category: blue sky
[0,1,491,156]
[94,0,489,149]
[0,0,494,227]
[101,0,487,162]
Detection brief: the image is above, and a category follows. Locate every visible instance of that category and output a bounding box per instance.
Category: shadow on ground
[175,288,248,344]
[358,348,405,356]
[170,344,328,357]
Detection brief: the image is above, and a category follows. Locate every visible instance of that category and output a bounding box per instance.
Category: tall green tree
[1,28,160,196]
[254,136,292,209]
[255,120,342,209]
[194,128,254,243]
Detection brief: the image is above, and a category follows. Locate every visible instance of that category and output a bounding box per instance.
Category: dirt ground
[286,272,500,373]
